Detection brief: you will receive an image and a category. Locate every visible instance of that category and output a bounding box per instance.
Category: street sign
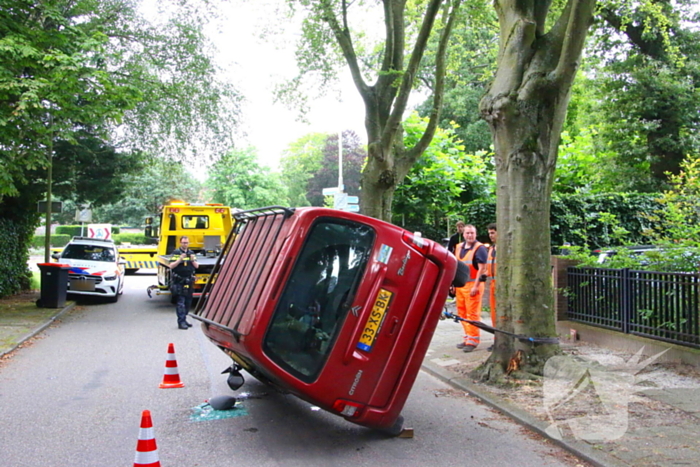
[75,209,92,223]
[88,223,112,240]
[37,201,62,213]
[333,192,347,210]
[346,196,359,204]
[322,186,341,196]
[347,204,360,212]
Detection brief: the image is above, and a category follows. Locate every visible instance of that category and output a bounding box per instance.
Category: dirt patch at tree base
[449,343,700,437]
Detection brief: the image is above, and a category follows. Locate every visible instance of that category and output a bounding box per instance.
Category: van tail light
[332,399,364,418]
[402,232,430,254]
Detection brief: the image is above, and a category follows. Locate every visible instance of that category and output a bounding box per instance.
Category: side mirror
[452,261,471,288]
[51,252,61,260]
[222,364,245,391]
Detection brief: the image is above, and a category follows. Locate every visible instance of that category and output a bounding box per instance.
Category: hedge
[400,192,664,248]
[462,192,663,249]
[55,225,121,236]
[113,233,147,245]
[31,235,71,249]
[0,214,38,297]
[31,233,148,248]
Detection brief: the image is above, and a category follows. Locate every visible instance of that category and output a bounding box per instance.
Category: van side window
[263,219,374,382]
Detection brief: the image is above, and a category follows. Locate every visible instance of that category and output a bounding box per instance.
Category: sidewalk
[425,306,700,467]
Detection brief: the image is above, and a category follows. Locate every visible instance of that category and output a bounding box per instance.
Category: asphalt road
[0,273,578,466]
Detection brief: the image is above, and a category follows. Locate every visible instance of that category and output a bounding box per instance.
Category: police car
[53,237,125,302]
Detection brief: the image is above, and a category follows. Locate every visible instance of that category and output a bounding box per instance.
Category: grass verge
[0,291,57,353]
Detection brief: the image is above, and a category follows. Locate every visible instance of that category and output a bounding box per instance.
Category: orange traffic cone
[159,342,185,388]
[134,410,160,467]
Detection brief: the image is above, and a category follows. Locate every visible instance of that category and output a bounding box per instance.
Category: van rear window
[263,218,375,382]
[182,215,209,229]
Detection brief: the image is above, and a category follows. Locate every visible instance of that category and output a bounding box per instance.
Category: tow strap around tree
[441,310,560,345]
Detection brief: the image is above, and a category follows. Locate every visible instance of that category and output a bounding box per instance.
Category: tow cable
[441,310,559,345]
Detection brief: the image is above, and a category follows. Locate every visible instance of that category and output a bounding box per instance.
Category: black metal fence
[567,267,700,348]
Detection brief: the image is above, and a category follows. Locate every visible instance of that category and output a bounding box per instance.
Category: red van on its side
[192,206,464,434]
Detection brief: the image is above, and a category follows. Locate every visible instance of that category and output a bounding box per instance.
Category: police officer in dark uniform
[169,236,199,329]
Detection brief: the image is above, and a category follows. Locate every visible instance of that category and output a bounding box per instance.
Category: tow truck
[117,201,234,298]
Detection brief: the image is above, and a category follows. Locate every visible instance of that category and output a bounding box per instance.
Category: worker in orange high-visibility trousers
[454,224,488,352]
[486,223,497,351]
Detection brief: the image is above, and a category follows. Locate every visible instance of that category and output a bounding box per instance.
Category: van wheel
[379,415,404,437]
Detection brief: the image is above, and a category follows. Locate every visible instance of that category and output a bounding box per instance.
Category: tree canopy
[281,0,463,220]
[306,130,365,206]
[393,112,493,239]
[413,0,700,195]
[94,160,203,227]
[0,0,241,199]
[279,130,366,207]
[279,133,327,207]
[206,147,288,210]
[590,0,700,188]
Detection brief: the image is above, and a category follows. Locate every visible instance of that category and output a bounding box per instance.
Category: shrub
[113,233,147,245]
[0,218,35,297]
[31,235,71,249]
[55,225,121,236]
[462,192,663,249]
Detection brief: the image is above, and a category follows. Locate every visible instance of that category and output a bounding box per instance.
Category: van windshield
[263,218,374,382]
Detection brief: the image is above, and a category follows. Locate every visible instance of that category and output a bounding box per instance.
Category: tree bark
[478,0,596,378]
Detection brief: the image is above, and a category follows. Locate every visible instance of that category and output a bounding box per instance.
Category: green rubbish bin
[37,263,71,308]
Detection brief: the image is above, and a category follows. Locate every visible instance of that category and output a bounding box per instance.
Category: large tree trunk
[477,0,596,379]
[362,144,397,221]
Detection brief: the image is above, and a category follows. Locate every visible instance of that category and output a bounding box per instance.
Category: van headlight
[103,274,117,281]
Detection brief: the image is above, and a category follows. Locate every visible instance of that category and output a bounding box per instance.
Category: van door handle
[387,317,400,336]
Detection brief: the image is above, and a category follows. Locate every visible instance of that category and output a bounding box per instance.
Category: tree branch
[486,0,537,100]
[381,0,443,150]
[406,0,463,165]
[375,0,406,113]
[599,5,667,61]
[552,0,596,83]
[318,0,369,96]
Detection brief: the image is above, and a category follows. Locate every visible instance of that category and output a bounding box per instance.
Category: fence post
[552,256,577,321]
[620,268,631,334]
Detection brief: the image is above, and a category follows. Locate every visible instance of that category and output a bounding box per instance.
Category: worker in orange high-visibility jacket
[453,224,488,352]
[486,223,497,351]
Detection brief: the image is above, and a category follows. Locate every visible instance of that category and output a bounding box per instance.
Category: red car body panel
[193,207,456,431]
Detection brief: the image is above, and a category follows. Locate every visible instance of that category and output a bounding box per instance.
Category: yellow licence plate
[356,289,393,352]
